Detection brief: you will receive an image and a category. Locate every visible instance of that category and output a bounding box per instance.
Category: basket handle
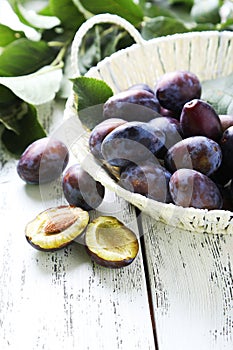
[70,13,145,78]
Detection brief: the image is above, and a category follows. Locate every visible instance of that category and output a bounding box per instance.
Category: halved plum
[25,205,89,251]
[85,216,139,268]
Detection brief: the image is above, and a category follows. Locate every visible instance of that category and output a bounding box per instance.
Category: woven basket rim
[85,30,233,78]
[65,28,233,234]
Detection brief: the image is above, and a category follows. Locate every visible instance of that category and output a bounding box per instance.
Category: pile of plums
[89,70,233,211]
[16,69,233,261]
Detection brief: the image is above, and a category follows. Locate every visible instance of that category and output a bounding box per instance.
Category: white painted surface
[1,4,233,349]
[141,216,233,350]
[0,175,155,350]
[0,101,155,350]
[1,101,233,350]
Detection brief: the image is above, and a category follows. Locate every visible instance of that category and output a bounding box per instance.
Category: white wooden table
[0,100,233,350]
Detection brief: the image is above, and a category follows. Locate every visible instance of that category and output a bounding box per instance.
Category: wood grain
[140,215,233,350]
[2,99,233,350]
[0,134,155,350]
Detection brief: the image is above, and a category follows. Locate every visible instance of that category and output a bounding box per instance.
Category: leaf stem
[72,0,93,19]
[49,41,70,67]
[47,41,65,48]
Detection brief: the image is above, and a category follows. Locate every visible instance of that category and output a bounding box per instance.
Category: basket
[64,13,233,235]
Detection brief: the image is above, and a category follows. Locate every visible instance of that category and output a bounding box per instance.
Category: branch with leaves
[0,0,233,155]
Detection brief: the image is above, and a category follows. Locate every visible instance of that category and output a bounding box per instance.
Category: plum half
[25,205,89,251]
[85,216,139,268]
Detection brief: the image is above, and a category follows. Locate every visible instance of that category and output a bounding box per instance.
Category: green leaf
[141,16,189,39]
[79,0,143,25]
[73,76,113,110]
[142,3,175,18]
[142,0,194,22]
[0,101,23,134]
[191,22,216,31]
[49,0,85,30]
[216,17,233,31]
[7,1,60,29]
[0,85,19,106]
[169,0,194,5]
[71,0,93,19]
[0,38,58,77]
[202,73,233,115]
[38,3,54,16]
[0,24,25,46]
[0,64,63,105]
[72,76,113,129]
[1,103,47,155]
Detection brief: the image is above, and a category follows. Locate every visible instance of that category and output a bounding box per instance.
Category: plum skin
[103,89,160,122]
[180,99,222,141]
[164,136,222,176]
[155,70,202,113]
[62,164,105,211]
[219,114,233,132]
[127,83,154,95]
[148,116,183,157]
[17,137,69,184]
[101,121,165,167]
[89,118,126,160]
[169,168,223,210]
[219,126,233,178]
[119,161,172,203]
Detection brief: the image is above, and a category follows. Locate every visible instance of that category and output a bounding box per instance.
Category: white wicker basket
[64,14,233,235]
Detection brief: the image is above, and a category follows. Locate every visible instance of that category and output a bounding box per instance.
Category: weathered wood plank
[0,140,155,350]
[141,215,233,350]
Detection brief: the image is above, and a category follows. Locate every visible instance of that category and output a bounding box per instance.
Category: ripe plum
[101,121,165,167]
[17,137,69,184]
[149,116,183,157]
[164,136,222,176]
[219,126,233,176]
[155,70,201,113]
[159,106,180,119]
[169,168,223,209]
[103,89,160,122]
[62,164,105,211]
[127,83,154,95]
[219,114,233,132]
[210,161,232,186]
[89,118,126,160]
[119,160,172,203]
[180,99,222,141]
